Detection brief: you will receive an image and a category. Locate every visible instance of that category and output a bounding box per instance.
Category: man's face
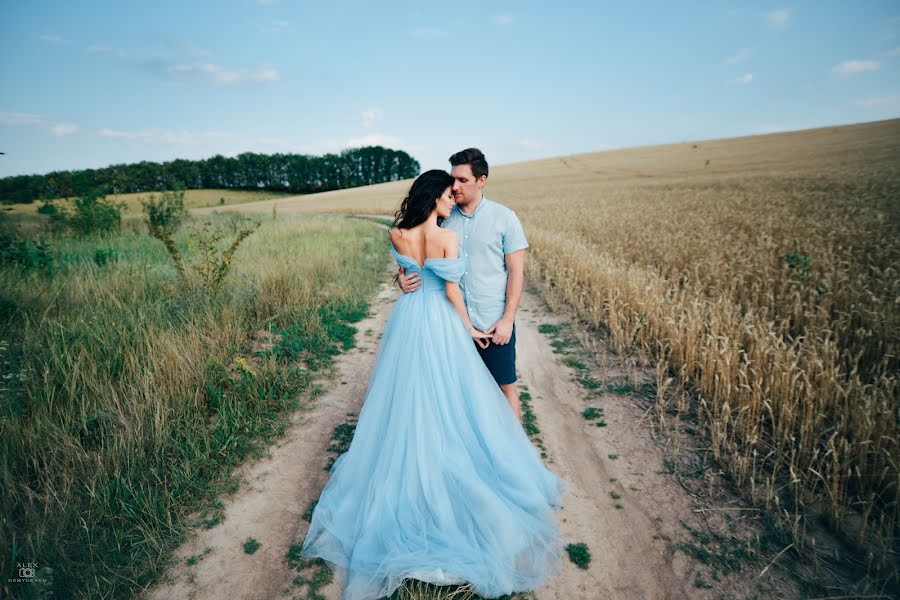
[451,164,486,207]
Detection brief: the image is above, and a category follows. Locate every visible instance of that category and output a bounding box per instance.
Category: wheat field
[219,119,900,578]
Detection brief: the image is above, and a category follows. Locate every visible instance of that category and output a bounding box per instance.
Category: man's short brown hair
[449,148,488,179]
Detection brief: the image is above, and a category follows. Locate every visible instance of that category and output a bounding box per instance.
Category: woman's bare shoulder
[437,228,458,258]
[438,227,457,241]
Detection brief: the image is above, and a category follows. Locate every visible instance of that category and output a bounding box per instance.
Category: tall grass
[0,213,387,599]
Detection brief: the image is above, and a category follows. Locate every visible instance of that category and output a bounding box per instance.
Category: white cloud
[767,9,790,29]
[360,108,383,129]
[346,133,403,149]
[855,96,900,109]
[884,46,900,56]
[729,73,753,85]
[492,15,513,27]
[39,33,61,42]
[98,128,233,144]
[830,60,880,77]
[50,123,78,136]
[408,27,448,39]
[144,60,279,86]
[0,112,45,126]
[0,111,77,136]
[94,38,275,87]
[726,48,753,64]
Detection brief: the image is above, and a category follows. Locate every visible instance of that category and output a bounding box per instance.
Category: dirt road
[141,269,794,600]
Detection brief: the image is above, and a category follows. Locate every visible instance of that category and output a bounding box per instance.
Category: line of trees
[0,146,420,204]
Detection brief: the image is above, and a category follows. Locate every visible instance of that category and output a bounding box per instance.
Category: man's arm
[486,249,525,345]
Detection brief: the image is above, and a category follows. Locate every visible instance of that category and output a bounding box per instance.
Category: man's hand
[398,267,421,293]
[486,317,514,345]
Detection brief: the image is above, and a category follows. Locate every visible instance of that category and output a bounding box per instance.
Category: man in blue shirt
[398,148,527,422]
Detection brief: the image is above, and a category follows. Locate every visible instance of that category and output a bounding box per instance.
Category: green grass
[0,213,388,600]
[606,381,634,395]
[582,406,604,420]
[562,356,586,370]
[537,321,607,402]
[674,520,762,579]
[565,542,592,569]
[285,543,335,599]
[518,385,547,457]
[324,421,357,471]
[242,537,262,554]
[537,322,566,335]
[302,499,318,522]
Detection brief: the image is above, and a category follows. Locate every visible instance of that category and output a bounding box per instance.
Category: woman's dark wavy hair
[391,169,454,230]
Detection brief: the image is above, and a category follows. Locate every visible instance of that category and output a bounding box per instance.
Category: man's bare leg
[500,383,522,423]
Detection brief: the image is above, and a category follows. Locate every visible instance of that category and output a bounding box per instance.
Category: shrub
[0,229,55,274]
[68,189,126,235]
[148,217,261,295]
[566,542,591,569]
[141,189,188,235]
[36,200,60,215]
[93,247,119,267]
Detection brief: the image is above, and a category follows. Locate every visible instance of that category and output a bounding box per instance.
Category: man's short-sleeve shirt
[441,196,528,331]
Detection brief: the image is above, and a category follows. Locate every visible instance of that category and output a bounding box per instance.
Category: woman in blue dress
[300,169,570,600]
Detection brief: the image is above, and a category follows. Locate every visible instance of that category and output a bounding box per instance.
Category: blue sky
[1,1,898,178]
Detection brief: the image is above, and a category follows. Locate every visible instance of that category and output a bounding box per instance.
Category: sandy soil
[140,273,798,600]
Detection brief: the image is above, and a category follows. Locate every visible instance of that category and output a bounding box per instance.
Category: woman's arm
[445,281,473,329]
[442,231,491,348]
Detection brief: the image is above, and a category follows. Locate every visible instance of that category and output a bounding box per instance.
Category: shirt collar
[456,195,489,219]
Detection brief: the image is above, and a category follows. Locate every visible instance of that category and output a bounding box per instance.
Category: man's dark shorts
[475,324,516,386]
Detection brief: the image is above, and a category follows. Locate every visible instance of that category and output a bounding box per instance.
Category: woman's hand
[469,327,492,350]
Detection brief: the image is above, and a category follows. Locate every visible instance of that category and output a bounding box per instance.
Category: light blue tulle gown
[300,246,570,600]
